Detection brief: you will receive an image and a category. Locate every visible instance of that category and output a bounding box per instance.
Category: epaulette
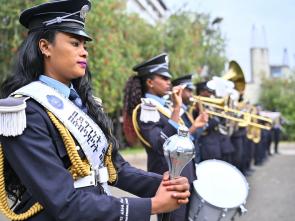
[0,95,29,137]
[140,98,160,123]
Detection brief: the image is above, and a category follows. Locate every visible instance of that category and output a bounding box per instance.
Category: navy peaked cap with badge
[172,74,195,90]
[19,0,92,41]
[132,53,172,78]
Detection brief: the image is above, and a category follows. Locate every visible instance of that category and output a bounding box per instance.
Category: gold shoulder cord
[0,110,117,220]
[132,104,185,148]
[132,104,152,148]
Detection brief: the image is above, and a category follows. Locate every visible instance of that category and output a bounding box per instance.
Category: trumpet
[189,95,272,130]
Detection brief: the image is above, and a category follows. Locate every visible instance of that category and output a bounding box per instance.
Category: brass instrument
[246,106,262,143]
[222,61,273,142]
[223,61,245,134]
[223,60,245,93]
[190,95,272,130]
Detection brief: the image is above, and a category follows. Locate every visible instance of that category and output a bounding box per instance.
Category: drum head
[194,159,248,208]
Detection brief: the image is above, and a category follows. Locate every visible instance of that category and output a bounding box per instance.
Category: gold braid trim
[132,104,151,147]
[46,111,90,178]
[104,143,117,183]
[0,145,43,220]
[132,103,185,148]
[0,110,118,220]
[48,110,117,182]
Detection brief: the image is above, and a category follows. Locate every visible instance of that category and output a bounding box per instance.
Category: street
[0,142,294,221]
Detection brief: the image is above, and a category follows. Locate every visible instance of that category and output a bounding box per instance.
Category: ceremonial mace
[162,126,195,221]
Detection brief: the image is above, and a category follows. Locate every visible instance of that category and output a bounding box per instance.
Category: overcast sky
[165,0,295,81]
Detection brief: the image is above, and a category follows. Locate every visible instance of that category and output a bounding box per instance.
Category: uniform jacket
[180,108,201,164]
[135,97,196,221]
[136,101,196,183]
[197,117,222,161]
[1,99,162,221]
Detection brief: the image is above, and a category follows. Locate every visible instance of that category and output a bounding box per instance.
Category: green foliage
[87,0,165,113]
[164,12,227,79]
[0,0,227,115]
[259,77,295,140]
[0,0,45,82]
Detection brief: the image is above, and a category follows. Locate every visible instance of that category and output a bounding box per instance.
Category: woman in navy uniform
[0,1,190,221]
[123,54,196,221]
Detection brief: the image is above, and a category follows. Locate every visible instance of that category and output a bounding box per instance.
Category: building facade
[245,47,271,104]
[126,0,168,25]
[245,47,292,104]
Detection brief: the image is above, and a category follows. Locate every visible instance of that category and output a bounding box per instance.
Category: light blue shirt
[145,93,166,106]
[39,75,73,98]
[145,93,179,130]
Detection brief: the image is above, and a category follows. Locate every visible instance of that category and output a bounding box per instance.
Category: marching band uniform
[0,1,180,220]
[194,82,222,161]
[1,76,162,221]
[219,132,235,164]
[131,54,196,221]
[231,127,247,173]
[171,75,203,163]
[199,118,222,161]
[181,104,202,164]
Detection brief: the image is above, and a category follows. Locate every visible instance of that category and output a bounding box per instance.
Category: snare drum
[188,160,249,221]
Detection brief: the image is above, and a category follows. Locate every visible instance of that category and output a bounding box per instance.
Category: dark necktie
[69,89,87,113]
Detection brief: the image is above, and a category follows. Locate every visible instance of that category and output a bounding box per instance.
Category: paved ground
[113,142,295,221]
[238,142,295,221]
[1,142,294,221]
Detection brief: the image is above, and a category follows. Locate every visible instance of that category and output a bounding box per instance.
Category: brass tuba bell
[223,60,245,94]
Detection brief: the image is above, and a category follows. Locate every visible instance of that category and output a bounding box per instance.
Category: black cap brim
[157,72,172,79]
[55,28,92,41]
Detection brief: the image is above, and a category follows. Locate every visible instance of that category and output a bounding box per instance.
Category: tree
[0,0,228,146]
[259,77,295,140]
[87,0,165,114]
[0,0,45,83]
[163,12,227,80]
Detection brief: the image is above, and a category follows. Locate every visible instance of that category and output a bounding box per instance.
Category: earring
[42,52,49,58]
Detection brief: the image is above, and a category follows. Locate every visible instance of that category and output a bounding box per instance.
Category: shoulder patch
[0,96,29,136]
[140,98,160,123]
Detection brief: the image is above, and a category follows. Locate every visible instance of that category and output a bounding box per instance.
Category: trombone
[190,95,272,130]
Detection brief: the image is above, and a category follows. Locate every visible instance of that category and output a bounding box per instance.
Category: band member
[171,74,208,163]
[272,113,284,154]
[193,82,223,161]
[231,124,247,172]
[0,1,190,220]
[123,53,197,221]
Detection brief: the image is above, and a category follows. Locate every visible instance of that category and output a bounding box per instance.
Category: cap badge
[80,5,90,19]
[165,55,169,64]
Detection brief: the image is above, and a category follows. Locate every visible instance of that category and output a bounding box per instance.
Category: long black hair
[0,29,119,205]
[123,74,155,116]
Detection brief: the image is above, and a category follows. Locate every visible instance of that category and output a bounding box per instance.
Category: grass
[119,145,145,155]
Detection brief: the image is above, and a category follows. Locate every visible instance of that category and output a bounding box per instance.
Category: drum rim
[192,187,247,210]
